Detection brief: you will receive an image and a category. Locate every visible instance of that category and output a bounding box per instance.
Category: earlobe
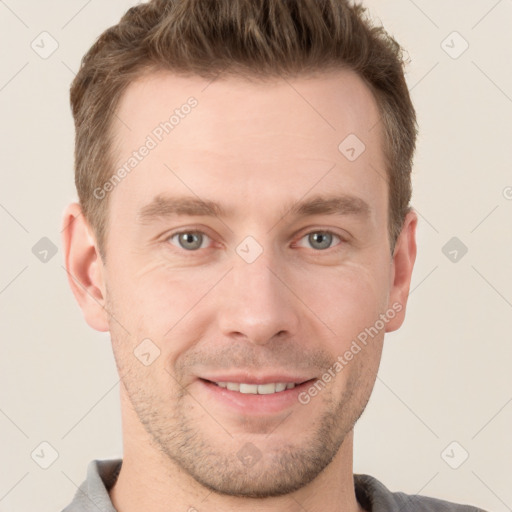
[385,209,418,333]
[61,202,110,332]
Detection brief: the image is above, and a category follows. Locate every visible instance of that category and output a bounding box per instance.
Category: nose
[216,248,301,345]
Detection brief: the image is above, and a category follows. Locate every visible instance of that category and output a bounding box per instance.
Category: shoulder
[61,459,122,512]
[354,474,489,512]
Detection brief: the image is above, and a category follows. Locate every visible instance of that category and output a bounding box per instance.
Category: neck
[109,387,365,512]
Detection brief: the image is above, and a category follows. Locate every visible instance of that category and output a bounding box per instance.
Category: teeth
[257,383,278,395]
[214,382,297,394]
[240,383,258,394]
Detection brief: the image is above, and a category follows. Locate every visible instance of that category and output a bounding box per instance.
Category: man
[60,0,486,511]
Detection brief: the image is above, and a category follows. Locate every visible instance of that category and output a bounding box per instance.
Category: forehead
[114,68,382,146]
[108,69,387,223]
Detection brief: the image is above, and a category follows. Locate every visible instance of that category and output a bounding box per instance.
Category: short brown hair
[70,0,417,258]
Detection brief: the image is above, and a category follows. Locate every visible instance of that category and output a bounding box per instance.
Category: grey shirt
[61,459,488,512]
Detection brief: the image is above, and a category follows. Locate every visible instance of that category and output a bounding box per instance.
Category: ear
[61,202,110,332]
[385,209,418,333]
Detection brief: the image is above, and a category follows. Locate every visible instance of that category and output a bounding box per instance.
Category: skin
[62,68,417,512]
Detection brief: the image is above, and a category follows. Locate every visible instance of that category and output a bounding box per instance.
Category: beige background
[1,1,511,511]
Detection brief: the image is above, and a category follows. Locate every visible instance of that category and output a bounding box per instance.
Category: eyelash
[165,229,346,253]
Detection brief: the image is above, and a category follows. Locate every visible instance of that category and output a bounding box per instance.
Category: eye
[168,231,212,251]
[296,230,343,251]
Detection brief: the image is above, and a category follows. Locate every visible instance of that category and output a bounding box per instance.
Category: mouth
[201,379,313,395]
[197,377,317,415]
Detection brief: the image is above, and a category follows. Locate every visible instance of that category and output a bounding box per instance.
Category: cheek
[106,257,188,324]
[106,259,220,362]
[297,260,388,338]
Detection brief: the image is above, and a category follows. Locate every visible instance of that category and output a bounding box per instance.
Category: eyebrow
[136,193,371,224]
[137,195,230,223]
[287,194,371,219]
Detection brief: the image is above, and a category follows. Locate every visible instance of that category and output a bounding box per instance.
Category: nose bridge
[216,244,299,344]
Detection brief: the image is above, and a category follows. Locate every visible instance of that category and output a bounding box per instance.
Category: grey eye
[170,232,206,251]
[307,232,334,250]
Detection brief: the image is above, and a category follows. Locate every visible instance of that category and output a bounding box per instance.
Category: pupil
[181,233,200,249]
[311,232,331,249]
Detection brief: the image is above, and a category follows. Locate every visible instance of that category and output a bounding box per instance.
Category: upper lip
[199,374,316,385]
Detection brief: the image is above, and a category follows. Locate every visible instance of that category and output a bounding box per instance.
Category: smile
[213,382,299,394]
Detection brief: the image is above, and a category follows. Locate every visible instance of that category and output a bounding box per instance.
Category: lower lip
[198,379,315,415]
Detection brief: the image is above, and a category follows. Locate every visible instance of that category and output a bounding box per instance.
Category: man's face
[98,69,405,497]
